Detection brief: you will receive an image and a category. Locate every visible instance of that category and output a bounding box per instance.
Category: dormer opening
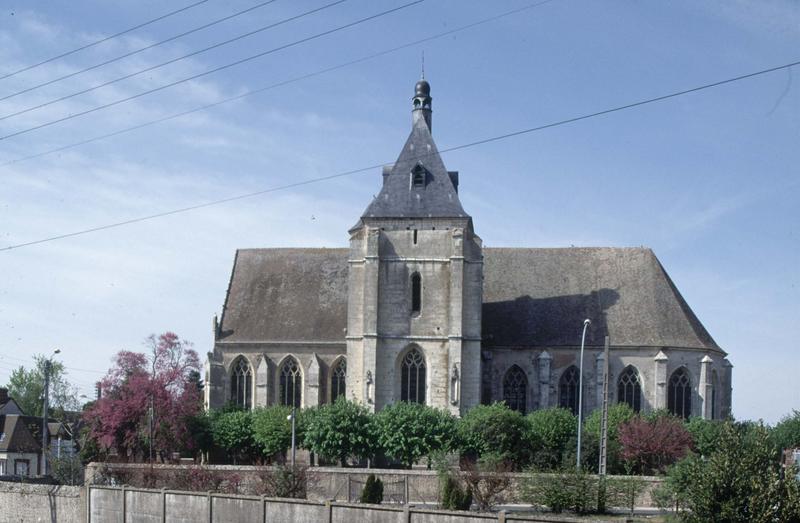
[411,164,426,188]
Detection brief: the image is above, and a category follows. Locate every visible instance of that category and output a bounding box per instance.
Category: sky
[0,0,798,424]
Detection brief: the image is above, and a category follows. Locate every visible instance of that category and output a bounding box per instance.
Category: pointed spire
[412,74,432,130]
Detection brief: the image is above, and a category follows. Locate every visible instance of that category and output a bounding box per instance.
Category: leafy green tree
[5,355,80,417]
[676,421,800,522]
[526,407,576,470]
[303,398,376,466]
[211,409,257,464]
[685,416,723,457]
[772,409,800,452]
[251,406,293,462]
[457,403,528,467]
[376,402,457,468]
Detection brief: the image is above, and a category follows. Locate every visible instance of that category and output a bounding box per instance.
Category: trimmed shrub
[457,403,529,466]
[522,468,599,514]
[376,402,457,468]
[303,398,376,466]
[251,406,293,461]
[526,407,576,470]
[360,474,384,504]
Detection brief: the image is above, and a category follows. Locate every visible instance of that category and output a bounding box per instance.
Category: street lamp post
[42,348,61,475]
[576,319,591,471]
[287,407,297,468]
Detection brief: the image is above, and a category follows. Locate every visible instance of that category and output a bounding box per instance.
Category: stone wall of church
[483,346,732,419]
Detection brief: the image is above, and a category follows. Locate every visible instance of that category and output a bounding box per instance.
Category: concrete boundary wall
[85,463,662,508]
[86,485,597,523]
[0,481,85,522]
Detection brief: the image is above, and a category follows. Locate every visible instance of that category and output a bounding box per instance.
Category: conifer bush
[360,473,384,504]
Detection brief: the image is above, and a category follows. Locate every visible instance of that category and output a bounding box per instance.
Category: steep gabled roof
[0,415,42,453]
[215,247,720,352]
[481,247,721,351]
[361,117,466,220]
[217,248,349,343]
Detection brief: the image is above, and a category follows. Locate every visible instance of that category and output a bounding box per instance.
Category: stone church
[204,78,732,420]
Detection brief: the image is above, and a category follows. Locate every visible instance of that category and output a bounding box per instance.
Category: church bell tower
[345,77,483,415]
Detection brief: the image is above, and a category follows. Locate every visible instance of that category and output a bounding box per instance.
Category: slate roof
[218,249,349,343]
[0,415,42,453]
[360,115,466,220]
[216,247,720,352]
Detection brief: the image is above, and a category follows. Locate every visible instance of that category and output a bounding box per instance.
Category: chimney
[0,387,8,404]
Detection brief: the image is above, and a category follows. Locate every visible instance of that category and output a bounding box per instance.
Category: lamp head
[53,349,61,355]
[583,319,591,326]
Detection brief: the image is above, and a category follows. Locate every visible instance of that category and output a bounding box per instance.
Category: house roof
[0,415,42,453]
[216,247,720,352]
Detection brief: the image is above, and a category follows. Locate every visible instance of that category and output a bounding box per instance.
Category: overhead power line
[0,0,281,104]
[0,0,424,141]
[0,0,209,81]
[0,0,349,120]
[0,0,558,167]
[1,56,798,253]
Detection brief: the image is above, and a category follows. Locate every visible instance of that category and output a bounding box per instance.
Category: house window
[502,365,528,414]
[668,367,692,419]
[617,366,642,413]
[411,272,422,315]
[14,459,29,476]
[559,366,580,415]
[401,348,426,404]
[331,359,346,403]
[0,459,6,475]
[411,164,425,187]
[280,357,302,408]
[230,357,252,410]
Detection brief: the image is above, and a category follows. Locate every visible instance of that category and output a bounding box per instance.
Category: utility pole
[41,349,60,475]
[149,396,154,464]
[599,335,610,475]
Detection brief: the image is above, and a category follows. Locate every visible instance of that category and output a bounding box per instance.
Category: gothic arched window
[559,366,579,415]
[668,367,692,419]
[617,366,642,413]
[279,357,302,408]
[331,358,346,404]
[411,272,422,315]
[502,365,528,414]
[401,348,426,404]
[230,357,252,410]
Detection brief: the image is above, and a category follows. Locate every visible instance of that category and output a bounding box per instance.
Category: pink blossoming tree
[83,332,202,461]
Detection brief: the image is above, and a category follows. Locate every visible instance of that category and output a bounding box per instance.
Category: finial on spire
[421,51,425,80]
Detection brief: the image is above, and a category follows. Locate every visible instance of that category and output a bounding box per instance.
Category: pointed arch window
[411,272,422,315]
[617,366,642,413]
[279,357,302,408]
[230,357,252,410]
[401,348,426,404]
[668,367,692,419]
[559,366,579,415]
[331,358,346,403]
[503,365,528,414]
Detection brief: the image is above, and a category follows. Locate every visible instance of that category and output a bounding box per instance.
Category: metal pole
[576,319,591,471]
[149,396,154,464]
[290,406,297,468]
[42,360,50,475]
